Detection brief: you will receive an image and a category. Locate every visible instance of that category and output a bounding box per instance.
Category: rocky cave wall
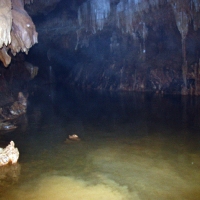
[0,0,39,106]
[2,0,200,95]
[24,0,200,95]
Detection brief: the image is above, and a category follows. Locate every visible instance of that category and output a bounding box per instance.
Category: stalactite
[78,0,155,34]
[78,0,110,33]
[192,0,200,12]
[78,0,200,37]
[78,0,200,75]
[91,0,110,32]
[116,0,144,34]
[174,10,189,63]
[0,0,12,48]
[78,2,89,31]
[75,29,81,50]
[0,0,37,67]
[171,1,190,94]
[142,22,148,53]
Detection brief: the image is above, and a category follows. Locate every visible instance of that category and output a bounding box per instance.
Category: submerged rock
[0,121,17,131]
[65,134,81,143]
[68,134,81,141]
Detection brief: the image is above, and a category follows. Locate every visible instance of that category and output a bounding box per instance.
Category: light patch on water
[1,136,200,200]
[2,175,133,200]
[87,137,200,200]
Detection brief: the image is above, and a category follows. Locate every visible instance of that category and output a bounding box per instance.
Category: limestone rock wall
[0,0,38,67]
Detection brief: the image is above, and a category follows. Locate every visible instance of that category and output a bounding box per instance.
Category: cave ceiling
[2,0,200,65]
[24,0,200,61]
[1,0,200,94]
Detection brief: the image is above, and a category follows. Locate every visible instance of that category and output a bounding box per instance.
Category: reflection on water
[0,86,200,200]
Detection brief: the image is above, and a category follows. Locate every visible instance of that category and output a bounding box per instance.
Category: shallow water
[0,86,200,200]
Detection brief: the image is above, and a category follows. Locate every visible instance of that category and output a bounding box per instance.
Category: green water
[0,87,200,200]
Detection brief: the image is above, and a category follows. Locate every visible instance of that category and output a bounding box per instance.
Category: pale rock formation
[0,0,12,48]
[0,141,19,166]
[0,0,38,67]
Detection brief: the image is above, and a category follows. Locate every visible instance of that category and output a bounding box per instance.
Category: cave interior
[0,1,200,199]
[1,0,200,96]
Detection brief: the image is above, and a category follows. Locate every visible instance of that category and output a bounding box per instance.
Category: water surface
[0,86,200,200]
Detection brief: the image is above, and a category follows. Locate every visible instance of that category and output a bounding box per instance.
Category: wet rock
[0,121,17,131]
[0,92,27,132]
[0,92,27,121]
[65,134,81,143]
[0,141,19,166]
